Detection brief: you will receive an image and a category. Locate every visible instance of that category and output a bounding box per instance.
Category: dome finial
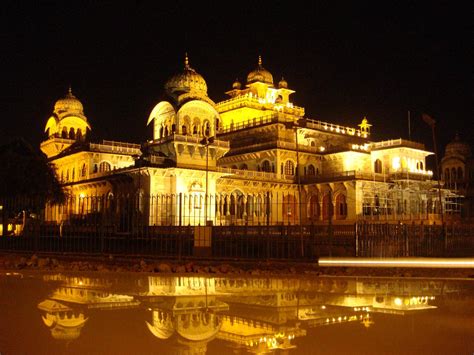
[184,52,190,69]
[68,84,73,96]
[258,55,262,66]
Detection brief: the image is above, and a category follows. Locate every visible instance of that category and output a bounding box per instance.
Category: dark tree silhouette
[0,138,65,235]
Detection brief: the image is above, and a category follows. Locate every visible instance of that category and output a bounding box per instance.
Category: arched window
[182,125,187,135]
[307,164,316,176]
[66,169,69,181]
[374,159,382,174]
[76,128,82,141]
[309,194,320,220]
[336,194,347,219]
[216,118,220,131]
[61,127,68,138]
[99,161,111,173]
[93,164,98,173]
[261,160,271,172]
[310,141,316,147]
[240,164,248,170]
[69,127,75,139]
[72,168,75,181]
[204,121,210,137]
[322,193,333,221]
[419,161,424,171]
[284,160,295,175]
[193,125,198,134]
[171,124,176,133]
[164,126,169,136]
[81,164,87,177]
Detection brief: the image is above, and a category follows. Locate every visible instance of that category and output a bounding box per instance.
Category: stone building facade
[40,55,451,226]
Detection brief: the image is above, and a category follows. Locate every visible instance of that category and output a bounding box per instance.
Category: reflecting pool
[0,272,473,354]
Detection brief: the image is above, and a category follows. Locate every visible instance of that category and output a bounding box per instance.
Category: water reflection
[31,274,472,353]
[1,272,472,354]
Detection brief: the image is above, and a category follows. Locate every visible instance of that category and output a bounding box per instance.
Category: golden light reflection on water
[0,273,473,354]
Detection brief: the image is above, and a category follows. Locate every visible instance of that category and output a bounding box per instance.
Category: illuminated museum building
[40,55,452,225]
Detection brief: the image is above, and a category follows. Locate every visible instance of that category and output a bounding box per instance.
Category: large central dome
[53,87,85,118]
[247,56,274,85]
[164,54,208,100]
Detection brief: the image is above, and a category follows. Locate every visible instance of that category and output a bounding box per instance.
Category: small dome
[53,87,84,117]
[247,56,274,85]
[232,78,241,90]
[278,77,288,89]
[165,54,208,99]
[445,133,471,158]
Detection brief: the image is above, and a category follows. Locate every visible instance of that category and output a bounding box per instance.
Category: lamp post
[200,136,214,225]
[421,114,444,224]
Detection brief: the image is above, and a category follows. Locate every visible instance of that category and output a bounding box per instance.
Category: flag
[422,113,436,127]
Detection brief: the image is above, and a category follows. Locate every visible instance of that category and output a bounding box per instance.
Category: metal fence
[1,196,473,260]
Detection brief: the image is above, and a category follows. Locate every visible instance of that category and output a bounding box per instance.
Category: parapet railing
[217,167,294,182]
[371,138,425,151]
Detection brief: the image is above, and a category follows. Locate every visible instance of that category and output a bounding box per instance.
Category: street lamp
[200,136,214,225]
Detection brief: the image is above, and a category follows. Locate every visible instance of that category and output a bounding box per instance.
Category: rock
[185,262,194,272]
[158,263,172,273]
[174,265,186,273]
[16,257,27,269]
[200,266,210,273]
[37,258,50,268]
[219,264,231,274]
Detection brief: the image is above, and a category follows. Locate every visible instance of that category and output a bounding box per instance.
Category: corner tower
[40,87,91,158]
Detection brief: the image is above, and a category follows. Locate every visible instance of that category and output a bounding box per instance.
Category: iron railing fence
[1,195,473,259]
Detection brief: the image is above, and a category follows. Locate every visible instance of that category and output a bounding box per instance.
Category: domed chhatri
[247,55,274,86]
[278,77,288,89]
[232,78,242,90]
[164,53,208,100]
[53,86,85,118]
[445,133,472,158]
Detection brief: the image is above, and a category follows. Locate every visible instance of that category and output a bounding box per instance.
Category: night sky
[1,1,472,166]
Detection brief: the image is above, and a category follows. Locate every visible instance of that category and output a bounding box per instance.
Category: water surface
[0,271,473,354]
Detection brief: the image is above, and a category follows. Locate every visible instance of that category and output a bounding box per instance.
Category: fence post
[355,222,359,257]
[404,223,409,257]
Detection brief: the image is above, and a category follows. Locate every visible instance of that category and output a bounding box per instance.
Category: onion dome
[444,133,472,158]
[164,54,208,100]
[53,86,85,118]
[278,77,288,89]
[232,78,241,90]
[246,56,274,85]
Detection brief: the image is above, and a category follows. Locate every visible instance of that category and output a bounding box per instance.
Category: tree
[0,138,65,235]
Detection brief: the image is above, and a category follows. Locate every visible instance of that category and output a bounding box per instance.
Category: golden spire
[258,55,262,66]
[184,52,190,69]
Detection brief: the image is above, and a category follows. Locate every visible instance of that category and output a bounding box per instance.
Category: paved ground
[0,252,473,278]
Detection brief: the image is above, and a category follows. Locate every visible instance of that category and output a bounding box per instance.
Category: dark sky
[1,1,472,161]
